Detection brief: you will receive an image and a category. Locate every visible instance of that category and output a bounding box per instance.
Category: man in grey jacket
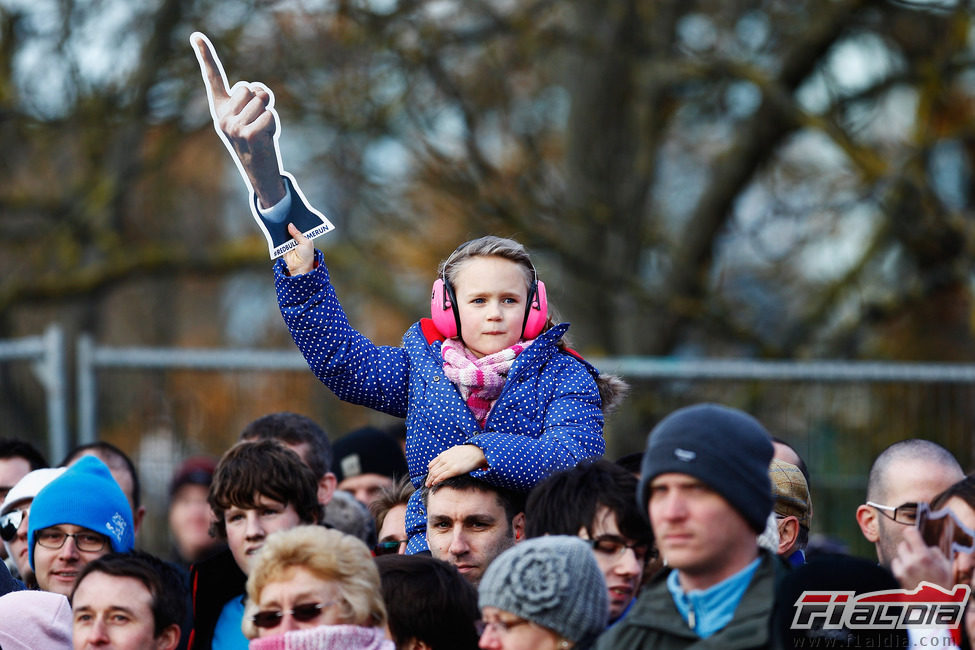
[596,403,786,649]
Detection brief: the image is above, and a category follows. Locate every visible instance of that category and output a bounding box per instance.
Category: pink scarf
[248,625,394,650]
[441,337,530,428]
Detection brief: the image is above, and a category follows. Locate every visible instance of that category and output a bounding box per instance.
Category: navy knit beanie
[28,456,134,570]
[638,403,774,533]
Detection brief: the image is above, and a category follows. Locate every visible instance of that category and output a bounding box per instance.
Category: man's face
[0,456,32,505]
[426,487,520,586]
[649,473,756,590]
[3,499,33,582]
[0,456,32,560]
[868,458,963,566]
[578,506,643,622]
[33,524,111,597]
[72,572,178,650]
[338,473,393,506]
[224,494,302,575]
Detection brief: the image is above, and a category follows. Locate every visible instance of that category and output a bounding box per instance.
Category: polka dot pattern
[275,250,606,551]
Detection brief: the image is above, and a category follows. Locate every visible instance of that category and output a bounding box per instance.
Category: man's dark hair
[62,441,141,509]
[525,459,652,544]
[422,474,526,525]
[0,438,48,471]
[375,554,479,650]
[71,550,187,637]
[369,474,416,533]
[239,412,332,479]
[209,440,322,538]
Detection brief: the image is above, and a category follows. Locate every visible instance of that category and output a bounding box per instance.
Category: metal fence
[0,325,69,462]
[76,334,311,445]
[5,328,975,557]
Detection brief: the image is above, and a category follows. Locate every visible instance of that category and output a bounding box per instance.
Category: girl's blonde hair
[242,526,387,639]
[438,236,536,292]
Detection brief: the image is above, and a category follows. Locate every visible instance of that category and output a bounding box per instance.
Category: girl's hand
[426,445,487,487]
[283,223,315,275]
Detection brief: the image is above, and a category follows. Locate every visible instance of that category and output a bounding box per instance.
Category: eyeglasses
[373,540,408,556]
[586,534,652,564]
[867,501,919,525]
[477,618,533,636]
[35,528,108,552]
[0,509,26,542]
[251,601,336,629]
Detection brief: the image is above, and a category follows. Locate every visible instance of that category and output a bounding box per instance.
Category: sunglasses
[372,539,408,556]
[251,601,334,629]
[0,510,25,542]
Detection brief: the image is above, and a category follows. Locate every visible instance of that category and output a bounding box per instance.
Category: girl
[190,34,626,551]
[275,215,626,551]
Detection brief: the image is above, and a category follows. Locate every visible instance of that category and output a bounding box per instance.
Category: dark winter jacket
[595,551,786,650]
[187,547,246,650]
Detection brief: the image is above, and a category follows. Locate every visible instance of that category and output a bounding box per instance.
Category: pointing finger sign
[189,30,335,259]
[190,32,231,112]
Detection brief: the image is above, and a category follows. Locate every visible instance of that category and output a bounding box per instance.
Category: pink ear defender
[521,279,548,339]
[430,247,548,340]
[431,276,461,339]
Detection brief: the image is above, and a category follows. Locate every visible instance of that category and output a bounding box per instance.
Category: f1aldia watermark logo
[792,582,971,630]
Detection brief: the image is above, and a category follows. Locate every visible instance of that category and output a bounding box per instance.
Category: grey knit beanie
[638,403,774,533]
[478,535,608,643]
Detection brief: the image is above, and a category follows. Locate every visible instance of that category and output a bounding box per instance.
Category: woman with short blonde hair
[243,526,392,649]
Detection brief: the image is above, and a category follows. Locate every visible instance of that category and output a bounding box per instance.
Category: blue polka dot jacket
[275,249,607,550]
[270,187,609,550]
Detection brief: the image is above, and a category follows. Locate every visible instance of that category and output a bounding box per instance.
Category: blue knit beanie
[28,456,134,570]
[638,403,774,533]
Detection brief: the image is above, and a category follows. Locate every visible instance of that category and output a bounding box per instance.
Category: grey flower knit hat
[478,535,609,643]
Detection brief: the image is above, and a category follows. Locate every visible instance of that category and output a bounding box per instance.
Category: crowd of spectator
[2,403,975,649]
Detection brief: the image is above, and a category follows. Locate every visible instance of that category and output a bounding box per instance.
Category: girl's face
[452,256,530,358]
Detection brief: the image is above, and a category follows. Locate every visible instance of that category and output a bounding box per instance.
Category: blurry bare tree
[2,0,975,457]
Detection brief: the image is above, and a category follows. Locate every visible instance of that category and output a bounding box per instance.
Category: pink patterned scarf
[248,625,395,650]
[441,338,530,428]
